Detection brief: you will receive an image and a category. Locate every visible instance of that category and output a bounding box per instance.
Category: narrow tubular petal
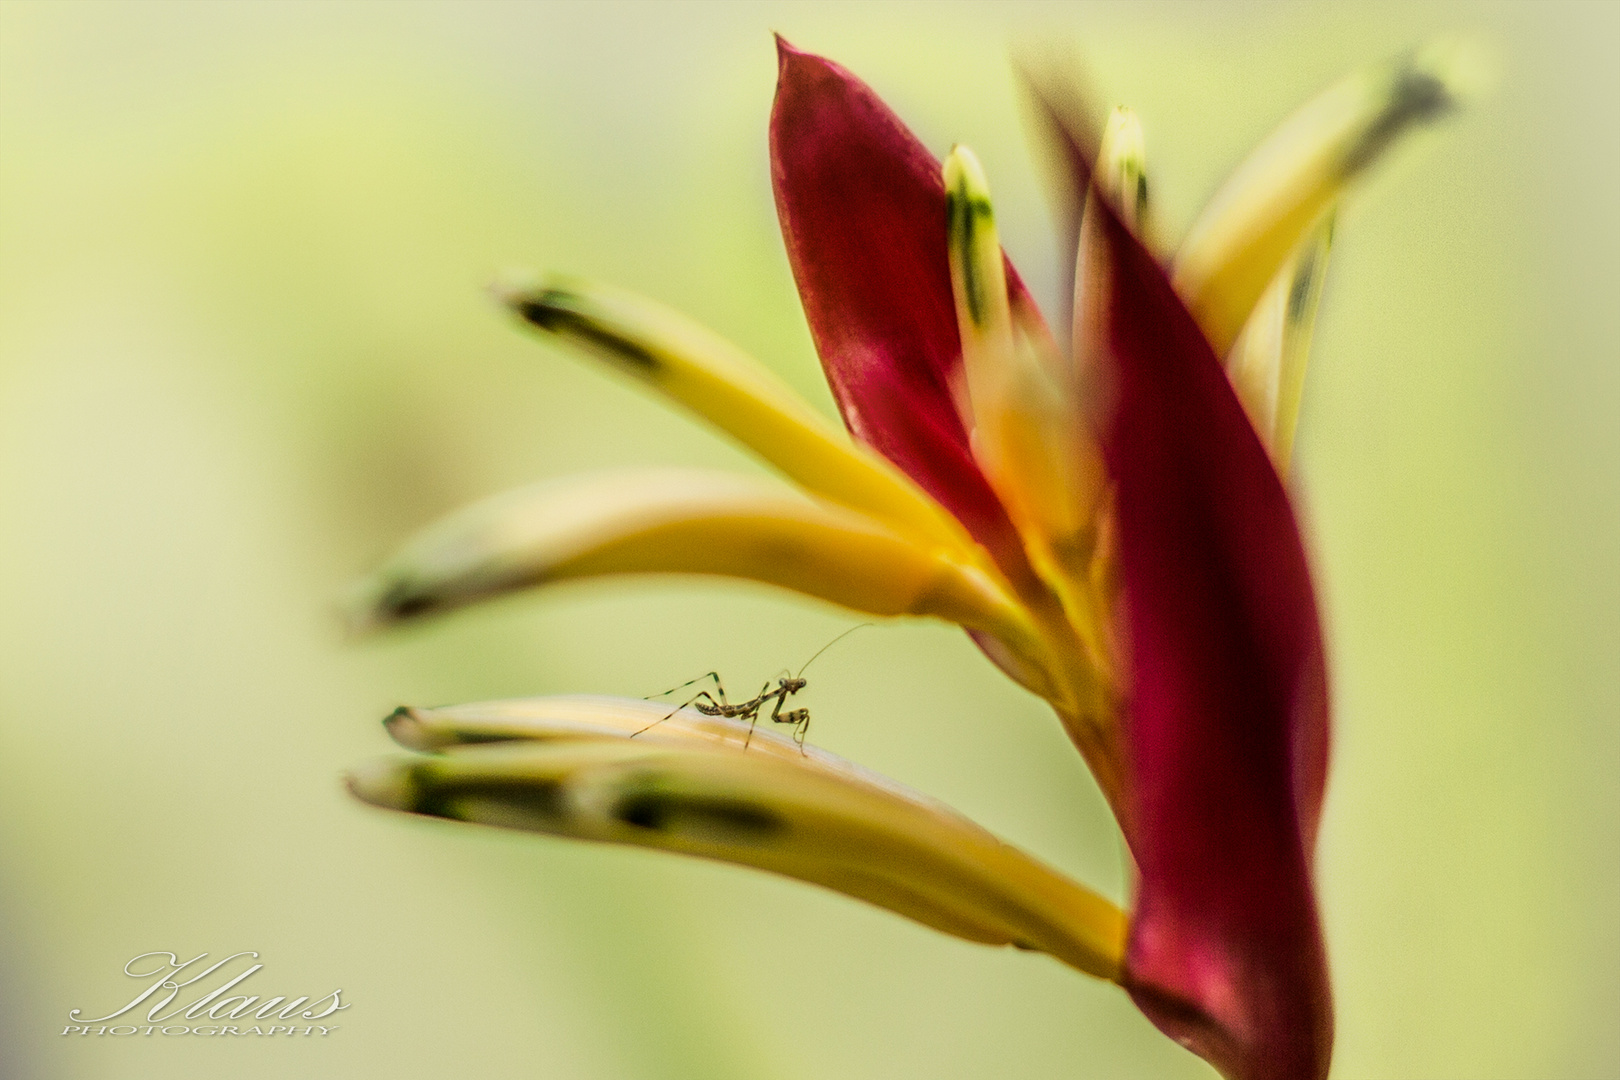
[348,728,1126,981]
[1269,219,1333,468]
[1174,42,1476,356]
[387,695,833,760]
[1226,218,1335,469]
[1096,107,1151,238]
[1093,199,1332,1078]
[385,695,976,796]
[498,275,980,563]
[946,146,1090,551]
[769,39,1038,584]
[945,149,1112,717]
[347,469,1055,693]
[394,692,1104,830]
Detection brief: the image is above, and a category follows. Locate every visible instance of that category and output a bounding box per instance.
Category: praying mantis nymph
[634,625,871,752]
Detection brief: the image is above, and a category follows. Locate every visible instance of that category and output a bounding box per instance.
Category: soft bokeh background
[1,1,1614,1077]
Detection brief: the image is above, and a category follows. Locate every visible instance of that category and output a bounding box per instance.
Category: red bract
[1097,200,1331,1080]
[771,39,1331,1080]
[770,40,1041,586]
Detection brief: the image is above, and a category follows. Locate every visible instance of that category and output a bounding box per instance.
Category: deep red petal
[769,38,1038,580]
[1093,200,1333,1078]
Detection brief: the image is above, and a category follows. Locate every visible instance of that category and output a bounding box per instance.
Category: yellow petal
[389,692,1126,863]
[347,468,1057,698]
[1174,40,1481,356]
[494,274,982,566]
[1226,215,1334,469]
[348,727,1125,981]
[387,694,825,761]
[945,147,1098,565]
[384,694,954,793]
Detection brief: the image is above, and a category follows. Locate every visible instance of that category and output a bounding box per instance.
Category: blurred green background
[1,1,1615,1077]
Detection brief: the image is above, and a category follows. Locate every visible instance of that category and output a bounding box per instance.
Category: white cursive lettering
[66,953,348,1029]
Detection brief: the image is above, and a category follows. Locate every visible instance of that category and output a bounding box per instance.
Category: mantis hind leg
[635,672,732,738]
[633,688,723,737]
[647,671,725,705]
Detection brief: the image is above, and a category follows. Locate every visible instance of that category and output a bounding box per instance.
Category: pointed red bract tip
[774,33,798,66]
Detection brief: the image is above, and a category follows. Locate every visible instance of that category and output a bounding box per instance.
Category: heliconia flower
[346,36,1474,1080]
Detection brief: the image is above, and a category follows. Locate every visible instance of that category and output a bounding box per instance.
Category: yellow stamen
[946,147,1116,744]
[945,147,1104,581]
